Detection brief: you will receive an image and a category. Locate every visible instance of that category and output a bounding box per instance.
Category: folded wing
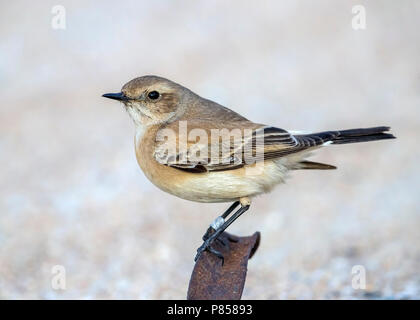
[153,120,338,173]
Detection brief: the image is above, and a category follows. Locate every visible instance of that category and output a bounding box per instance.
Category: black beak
[102,92,129,101]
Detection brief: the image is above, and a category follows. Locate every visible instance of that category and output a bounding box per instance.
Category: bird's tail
[304,126,396,145]
[294,126,396,170]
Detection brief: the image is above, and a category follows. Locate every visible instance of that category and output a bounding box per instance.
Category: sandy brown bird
[103,75,395,262]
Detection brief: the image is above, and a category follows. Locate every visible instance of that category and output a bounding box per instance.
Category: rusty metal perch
[187,231,260,300]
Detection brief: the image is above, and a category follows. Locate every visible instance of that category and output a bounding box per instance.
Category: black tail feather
[304,126,396,145]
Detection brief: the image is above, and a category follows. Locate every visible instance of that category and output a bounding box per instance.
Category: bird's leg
[202,201,240,243]
[195,203,250,264]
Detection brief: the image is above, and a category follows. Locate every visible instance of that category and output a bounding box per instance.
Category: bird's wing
[153,120,328,173]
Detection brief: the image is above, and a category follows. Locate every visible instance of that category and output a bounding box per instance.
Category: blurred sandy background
[0,0,419,299]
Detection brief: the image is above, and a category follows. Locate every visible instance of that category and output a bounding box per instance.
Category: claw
[194,238,224,265]
[194,240,209,261]
[215,237,227,246]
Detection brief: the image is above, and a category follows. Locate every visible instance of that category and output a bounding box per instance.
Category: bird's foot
[202,226,227,246]
[194,237,224,265]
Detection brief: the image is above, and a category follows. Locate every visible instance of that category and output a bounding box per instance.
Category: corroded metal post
[187,231,260,300]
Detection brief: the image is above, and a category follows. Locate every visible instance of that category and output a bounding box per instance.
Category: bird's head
[103,75,188,126]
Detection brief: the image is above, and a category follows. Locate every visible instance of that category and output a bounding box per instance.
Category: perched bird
[103,75,395,263]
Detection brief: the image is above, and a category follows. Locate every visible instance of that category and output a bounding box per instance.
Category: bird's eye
[148,91,160,100]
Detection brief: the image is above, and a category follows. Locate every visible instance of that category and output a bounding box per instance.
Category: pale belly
[137,152,289,203]
[179,162,292,202]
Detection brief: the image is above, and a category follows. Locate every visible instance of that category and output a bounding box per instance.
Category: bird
[103,75,395,263]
